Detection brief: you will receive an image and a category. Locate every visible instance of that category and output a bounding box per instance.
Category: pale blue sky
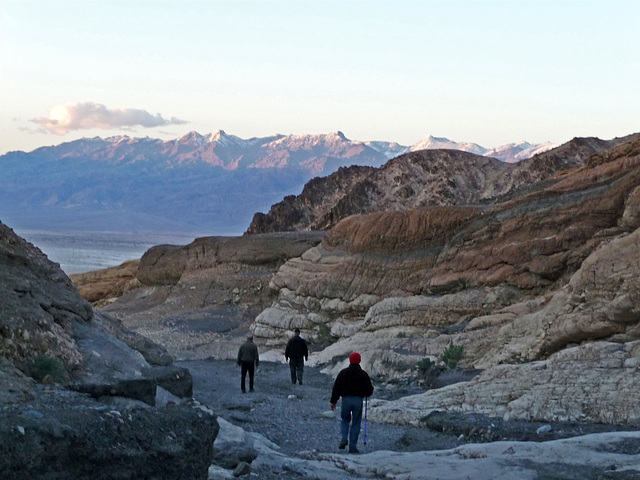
[2,0,638,155]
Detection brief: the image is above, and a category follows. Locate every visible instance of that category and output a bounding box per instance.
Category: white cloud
[31,102,187,135]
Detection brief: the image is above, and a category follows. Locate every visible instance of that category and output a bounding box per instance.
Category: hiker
[330,352,374,453]
[285,328,309,385]
[237,334,259,393]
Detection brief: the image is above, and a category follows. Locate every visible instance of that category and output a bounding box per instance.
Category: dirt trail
[178,358,462,456]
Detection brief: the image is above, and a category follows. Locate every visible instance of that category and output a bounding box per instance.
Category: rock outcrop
[70,259,141,308]
[0,392,218,480]
[370,341,640,426]
[0,221,218,479]
[99,231,325,359]
[0,221,93,368]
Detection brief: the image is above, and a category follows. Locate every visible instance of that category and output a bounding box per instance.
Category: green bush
[315,323,334,346]
[440,343,464,369]
[415,356,445,388]
[23,354,67,383]
[416,357,435,377]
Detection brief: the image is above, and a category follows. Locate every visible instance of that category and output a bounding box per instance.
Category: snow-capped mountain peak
[409,134,557,162]
[207,130,248,149]
[410,135,487,156]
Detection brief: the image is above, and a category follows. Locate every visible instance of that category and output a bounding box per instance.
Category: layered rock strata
[254,136,640,396]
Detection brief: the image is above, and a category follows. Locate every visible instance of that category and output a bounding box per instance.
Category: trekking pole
[363,396,368,447]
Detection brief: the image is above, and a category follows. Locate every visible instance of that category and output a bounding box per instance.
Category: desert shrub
[23,354,67,383]
[315,323,334,347]
[416,357,435,377]
[440,343,464,369]
[416,357,444,388]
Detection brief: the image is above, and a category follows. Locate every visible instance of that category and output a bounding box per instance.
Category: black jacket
[285,335,308,361]
[330,364,374,404]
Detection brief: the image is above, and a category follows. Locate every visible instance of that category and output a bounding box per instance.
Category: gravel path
[178,359,640,479]
[177,358,463,457]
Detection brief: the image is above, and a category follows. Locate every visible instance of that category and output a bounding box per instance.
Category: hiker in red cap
[329,352,374,453]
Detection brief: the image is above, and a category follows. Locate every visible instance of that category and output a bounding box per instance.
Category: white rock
[536,424,552,435]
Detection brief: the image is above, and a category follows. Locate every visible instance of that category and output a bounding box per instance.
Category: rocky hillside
[250,133,640,425]
[0,221,218,479]
[247,135,630,233]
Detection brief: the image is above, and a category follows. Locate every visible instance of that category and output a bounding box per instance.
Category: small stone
[536,424,552,435]
[16,426,25,435]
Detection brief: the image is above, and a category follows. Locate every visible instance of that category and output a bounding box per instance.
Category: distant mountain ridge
[0,130,555,235]
[247,134,634,234]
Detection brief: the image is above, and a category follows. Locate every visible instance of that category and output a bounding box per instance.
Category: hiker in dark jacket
[330,352,374,453]
[237,335,259,393]
[285,328,309,385]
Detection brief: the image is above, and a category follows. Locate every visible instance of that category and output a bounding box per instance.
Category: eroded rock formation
[251,134,640,425]
[99,231,325,359]
[0,221,218,479]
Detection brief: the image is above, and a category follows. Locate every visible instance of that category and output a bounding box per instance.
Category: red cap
[349,352,361,364]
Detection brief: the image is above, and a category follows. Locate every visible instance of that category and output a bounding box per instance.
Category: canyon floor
[179,358,640,480]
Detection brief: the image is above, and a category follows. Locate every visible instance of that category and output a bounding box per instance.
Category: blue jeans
[340,396,363,449]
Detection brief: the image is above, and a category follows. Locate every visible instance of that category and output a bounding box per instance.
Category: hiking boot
[249,388,254,393]
[298,380,303,385]
[241,389,246,393]
[338,440,348,450]
[348,447,360,454]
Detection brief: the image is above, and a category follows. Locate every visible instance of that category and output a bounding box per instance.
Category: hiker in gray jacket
[237,335,259,393]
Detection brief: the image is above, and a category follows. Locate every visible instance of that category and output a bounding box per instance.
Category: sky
[1,0,639,155]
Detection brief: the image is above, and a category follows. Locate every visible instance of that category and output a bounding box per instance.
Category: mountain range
[0,131,556,235]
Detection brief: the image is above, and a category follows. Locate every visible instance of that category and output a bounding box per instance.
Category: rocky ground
[180,358,640,479]
[180,358,462,456]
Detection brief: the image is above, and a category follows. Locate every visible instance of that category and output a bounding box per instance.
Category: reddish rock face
[301,136,640,298]
[254,134,640,373]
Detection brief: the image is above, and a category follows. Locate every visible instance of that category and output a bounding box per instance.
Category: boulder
[0,391,218,480]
